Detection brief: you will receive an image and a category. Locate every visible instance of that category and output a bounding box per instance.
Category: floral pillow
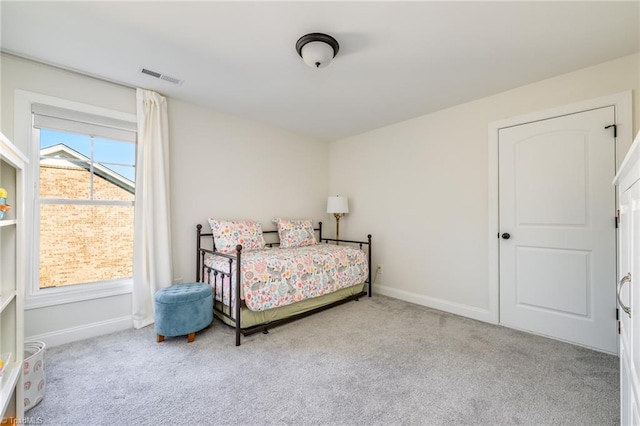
[275,218,317,249]
[207,219,266,253]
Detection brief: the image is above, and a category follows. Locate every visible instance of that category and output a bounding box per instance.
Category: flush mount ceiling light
[296,33,340,69]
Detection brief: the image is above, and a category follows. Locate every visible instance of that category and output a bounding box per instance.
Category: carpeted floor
[27,295,618,425]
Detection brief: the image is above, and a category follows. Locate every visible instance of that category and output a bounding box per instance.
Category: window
[38,129,136,288]
[22,97,137,308]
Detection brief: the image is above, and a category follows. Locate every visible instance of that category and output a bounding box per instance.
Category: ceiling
[1,1,638,142]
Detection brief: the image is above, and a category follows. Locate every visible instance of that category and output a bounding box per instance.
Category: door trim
[487,91,632,325]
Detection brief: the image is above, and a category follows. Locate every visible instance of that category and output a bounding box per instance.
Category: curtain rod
[1,50,139,91]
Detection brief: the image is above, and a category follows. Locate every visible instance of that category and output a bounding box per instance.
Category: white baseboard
[26,316,133,348]
[374,284,494,324]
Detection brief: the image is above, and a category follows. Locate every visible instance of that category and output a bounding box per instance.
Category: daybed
[196,218,372,346]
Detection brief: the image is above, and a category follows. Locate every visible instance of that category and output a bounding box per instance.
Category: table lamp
[326,196,349,245]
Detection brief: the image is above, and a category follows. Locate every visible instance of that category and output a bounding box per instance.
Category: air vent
[138,67,184,86]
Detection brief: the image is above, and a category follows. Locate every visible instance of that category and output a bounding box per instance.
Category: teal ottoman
[154,283,213,343]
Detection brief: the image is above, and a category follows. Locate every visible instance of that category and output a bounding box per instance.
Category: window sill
[25,279,132,310]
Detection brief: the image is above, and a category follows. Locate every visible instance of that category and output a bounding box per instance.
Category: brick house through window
[39,144,134,288]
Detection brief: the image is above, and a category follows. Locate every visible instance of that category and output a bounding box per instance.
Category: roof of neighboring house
[40,143,135,194]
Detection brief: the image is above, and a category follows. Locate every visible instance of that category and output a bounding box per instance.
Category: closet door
[616,129,640,426]
[629,180,640,425]
[619,185,632,425]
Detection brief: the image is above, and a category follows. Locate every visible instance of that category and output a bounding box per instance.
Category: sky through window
[40,128,136,182]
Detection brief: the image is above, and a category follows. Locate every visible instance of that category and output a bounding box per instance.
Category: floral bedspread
[203,244,368,312]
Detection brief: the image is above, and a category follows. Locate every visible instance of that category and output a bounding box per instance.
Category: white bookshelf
[0,131,27,423]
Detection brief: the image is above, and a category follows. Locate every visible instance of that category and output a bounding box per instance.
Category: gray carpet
[27,295,618,425]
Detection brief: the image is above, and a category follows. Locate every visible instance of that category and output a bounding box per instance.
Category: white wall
[1,55,137,146]
[0,54,329,345]
[329,53,640,322]
[1,54,136,345]
[168,99,329,283]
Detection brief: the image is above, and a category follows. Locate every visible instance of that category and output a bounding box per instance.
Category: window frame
[15,90,137,310]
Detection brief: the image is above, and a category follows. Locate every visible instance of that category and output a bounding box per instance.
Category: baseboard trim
[374,284,494,324]
[26,316,133,348]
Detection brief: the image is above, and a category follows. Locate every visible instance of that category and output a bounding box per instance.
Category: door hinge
[605,124,617,138]
[618,321,621,335]
[617,307,620,320]
[616,209,620,228]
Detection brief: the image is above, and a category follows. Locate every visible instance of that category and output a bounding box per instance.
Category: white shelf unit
[0,131,27,423]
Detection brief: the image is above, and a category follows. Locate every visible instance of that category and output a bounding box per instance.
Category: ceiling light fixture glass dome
[296,33,340,69]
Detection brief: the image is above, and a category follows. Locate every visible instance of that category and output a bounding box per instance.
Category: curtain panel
[132,88,173,329]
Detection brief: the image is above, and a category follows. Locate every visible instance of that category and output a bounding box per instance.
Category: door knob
[501,233,511,240]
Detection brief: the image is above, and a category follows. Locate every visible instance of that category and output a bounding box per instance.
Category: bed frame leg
[263,329,269,335]
[235,244,243,346]
[367,234,373,297]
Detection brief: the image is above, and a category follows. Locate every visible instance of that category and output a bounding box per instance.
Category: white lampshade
[301,41,335,69]
[327,196,349,214]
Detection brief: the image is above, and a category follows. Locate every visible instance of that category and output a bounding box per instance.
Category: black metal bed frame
[196,222,372,346]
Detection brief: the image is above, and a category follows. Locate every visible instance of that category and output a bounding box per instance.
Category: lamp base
[333,213,344,245]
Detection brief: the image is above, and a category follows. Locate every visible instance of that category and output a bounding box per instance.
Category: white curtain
[132,88,173,329]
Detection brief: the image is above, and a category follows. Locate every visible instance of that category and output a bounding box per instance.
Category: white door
[630,179,640,425]
[617,148,640,426]
[499,106,617,353]
[619,184,635,426]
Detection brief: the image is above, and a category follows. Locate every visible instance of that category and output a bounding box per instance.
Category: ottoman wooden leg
[157,334,165,343]
[187,332,195,343]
